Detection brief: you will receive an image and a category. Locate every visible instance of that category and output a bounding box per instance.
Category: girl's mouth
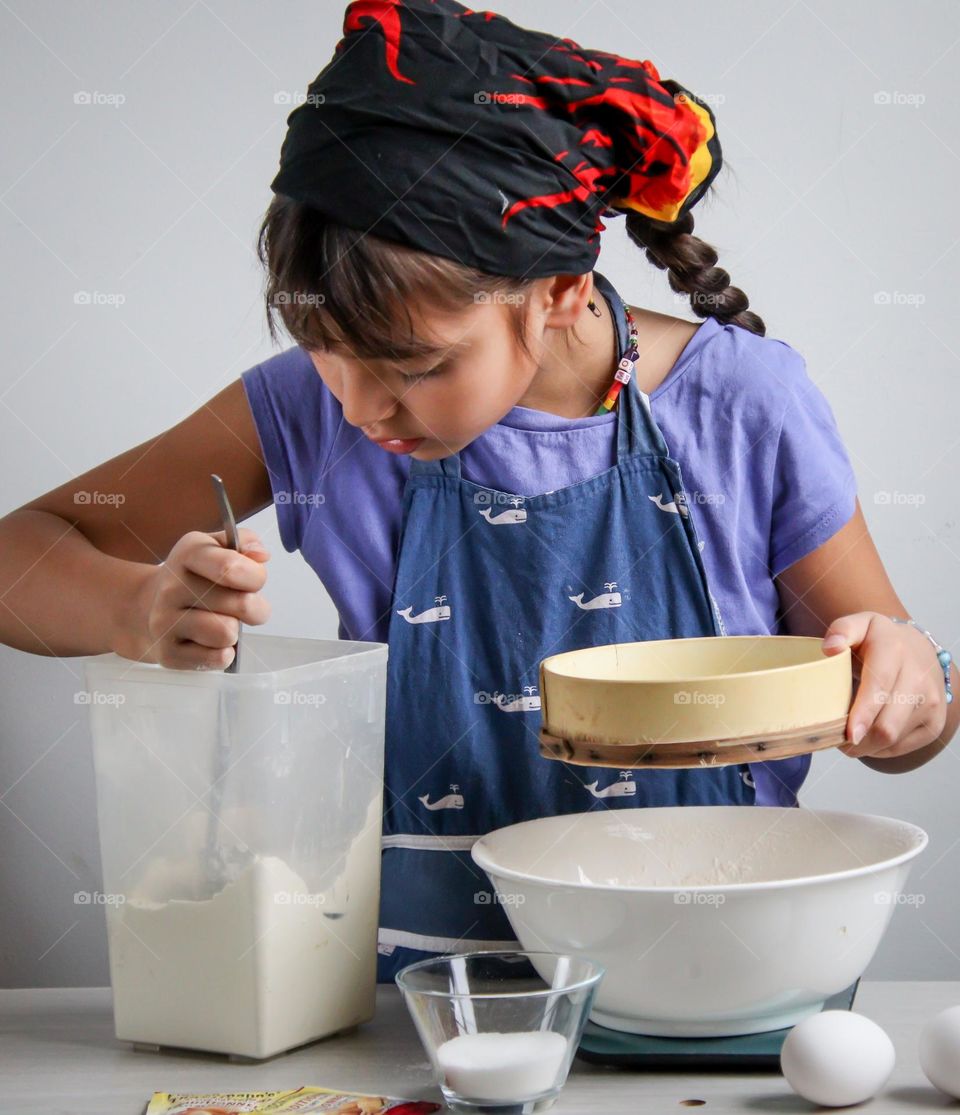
[373,437,425,455]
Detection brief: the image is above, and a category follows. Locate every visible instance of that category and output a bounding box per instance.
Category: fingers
[173,606,240,651]
[214,527,272,561]
[844,616,901,746]
[166,568,272,626]
[160,638,236,672]
[149,529,273,670]
[148,598,240,671]
[841,667,945,758]
[175,530,271,592]
[839,666,910,756]
[844,719,938,762]
[823,613,949,762]
[821,612,873,657]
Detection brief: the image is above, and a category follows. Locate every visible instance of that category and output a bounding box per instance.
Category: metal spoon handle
[210,473,241,673]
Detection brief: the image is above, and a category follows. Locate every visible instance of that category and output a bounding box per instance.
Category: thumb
[821,612,872,654]
[241,539,271,561]
[211,527,272,561]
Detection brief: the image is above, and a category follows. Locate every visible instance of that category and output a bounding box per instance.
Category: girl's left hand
[820,612,949,760]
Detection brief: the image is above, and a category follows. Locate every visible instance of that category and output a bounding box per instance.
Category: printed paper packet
[145,1087,441,1114]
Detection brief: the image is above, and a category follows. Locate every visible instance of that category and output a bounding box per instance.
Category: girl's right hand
[130,528,272,669]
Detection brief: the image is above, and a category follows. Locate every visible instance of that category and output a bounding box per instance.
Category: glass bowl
[395,950,604,1114]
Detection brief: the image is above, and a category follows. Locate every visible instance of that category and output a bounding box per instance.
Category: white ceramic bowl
[471,806,928,1037]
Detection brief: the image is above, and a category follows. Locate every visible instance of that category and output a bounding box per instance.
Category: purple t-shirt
[241,315,857,806]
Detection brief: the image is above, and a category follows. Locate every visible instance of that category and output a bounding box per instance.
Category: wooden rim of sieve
[538,716,849,770]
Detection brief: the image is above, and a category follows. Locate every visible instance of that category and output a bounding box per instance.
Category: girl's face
[307,275,599,459]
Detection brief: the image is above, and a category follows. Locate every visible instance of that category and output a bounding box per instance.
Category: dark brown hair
[256,192,765,363]
[624,210,765,336]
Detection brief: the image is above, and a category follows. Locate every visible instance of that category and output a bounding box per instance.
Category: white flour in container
[106,795,381,1059]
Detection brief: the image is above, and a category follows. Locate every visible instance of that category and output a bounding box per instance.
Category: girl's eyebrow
[389,337,472,361]
[408,338,471,360]
[401,343,470,378]
[331,338,471,361]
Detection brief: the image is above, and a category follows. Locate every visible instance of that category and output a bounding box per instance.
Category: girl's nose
[339,371,402,430]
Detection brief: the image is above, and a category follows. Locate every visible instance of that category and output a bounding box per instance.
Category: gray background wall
[1,1,958,987]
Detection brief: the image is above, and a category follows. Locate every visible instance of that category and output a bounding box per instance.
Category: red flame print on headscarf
[493,44,707,228]
[343,0,416,84]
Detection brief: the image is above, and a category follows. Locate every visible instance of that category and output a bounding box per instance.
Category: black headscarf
[271,0,722,277]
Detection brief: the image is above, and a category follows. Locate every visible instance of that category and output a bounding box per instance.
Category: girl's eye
[399,361,450,384]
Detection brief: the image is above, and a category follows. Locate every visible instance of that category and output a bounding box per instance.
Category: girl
[2,0,957,985]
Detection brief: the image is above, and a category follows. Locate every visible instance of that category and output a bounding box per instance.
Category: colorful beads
[595,298,639,415]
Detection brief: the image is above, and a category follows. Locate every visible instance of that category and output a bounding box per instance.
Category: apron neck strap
[591,270,668,460]
[414,450,460,478]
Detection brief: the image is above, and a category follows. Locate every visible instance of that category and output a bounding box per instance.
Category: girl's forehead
[331,299,501,359]
[312,327,482,369]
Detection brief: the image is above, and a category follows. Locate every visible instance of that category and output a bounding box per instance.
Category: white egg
[919,1005,960,1098]
[780,1010,895,1107]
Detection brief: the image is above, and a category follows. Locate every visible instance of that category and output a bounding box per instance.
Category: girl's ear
[539,273,592,329]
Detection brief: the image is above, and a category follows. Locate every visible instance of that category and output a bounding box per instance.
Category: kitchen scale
[576,980,860,1069]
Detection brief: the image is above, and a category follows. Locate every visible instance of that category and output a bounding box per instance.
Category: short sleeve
[767,350,858,577]
[240,346,341,554]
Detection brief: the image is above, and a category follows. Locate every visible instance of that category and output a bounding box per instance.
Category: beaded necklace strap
[594,299,639,416]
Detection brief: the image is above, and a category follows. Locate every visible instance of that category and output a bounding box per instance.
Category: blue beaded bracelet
[888,616,954,704]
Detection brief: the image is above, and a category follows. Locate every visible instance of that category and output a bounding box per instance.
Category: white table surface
[1,982,957,1114]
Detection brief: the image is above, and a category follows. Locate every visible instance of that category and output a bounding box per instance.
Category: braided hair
[624,210,766,337]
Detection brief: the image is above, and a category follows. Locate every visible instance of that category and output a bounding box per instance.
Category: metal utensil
[210,473,242,672]
[205,473,243,888]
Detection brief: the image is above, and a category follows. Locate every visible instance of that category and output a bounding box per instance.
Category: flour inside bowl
[539,811,883,887]
[484,806,925,890]
[576,847,766,887]
[568,815,834,887]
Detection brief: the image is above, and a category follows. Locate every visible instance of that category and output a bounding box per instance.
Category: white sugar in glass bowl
[471,806,927,1037]
[395,951,604,1114]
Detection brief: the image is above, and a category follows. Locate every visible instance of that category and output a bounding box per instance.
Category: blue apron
[376,271,755,983]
